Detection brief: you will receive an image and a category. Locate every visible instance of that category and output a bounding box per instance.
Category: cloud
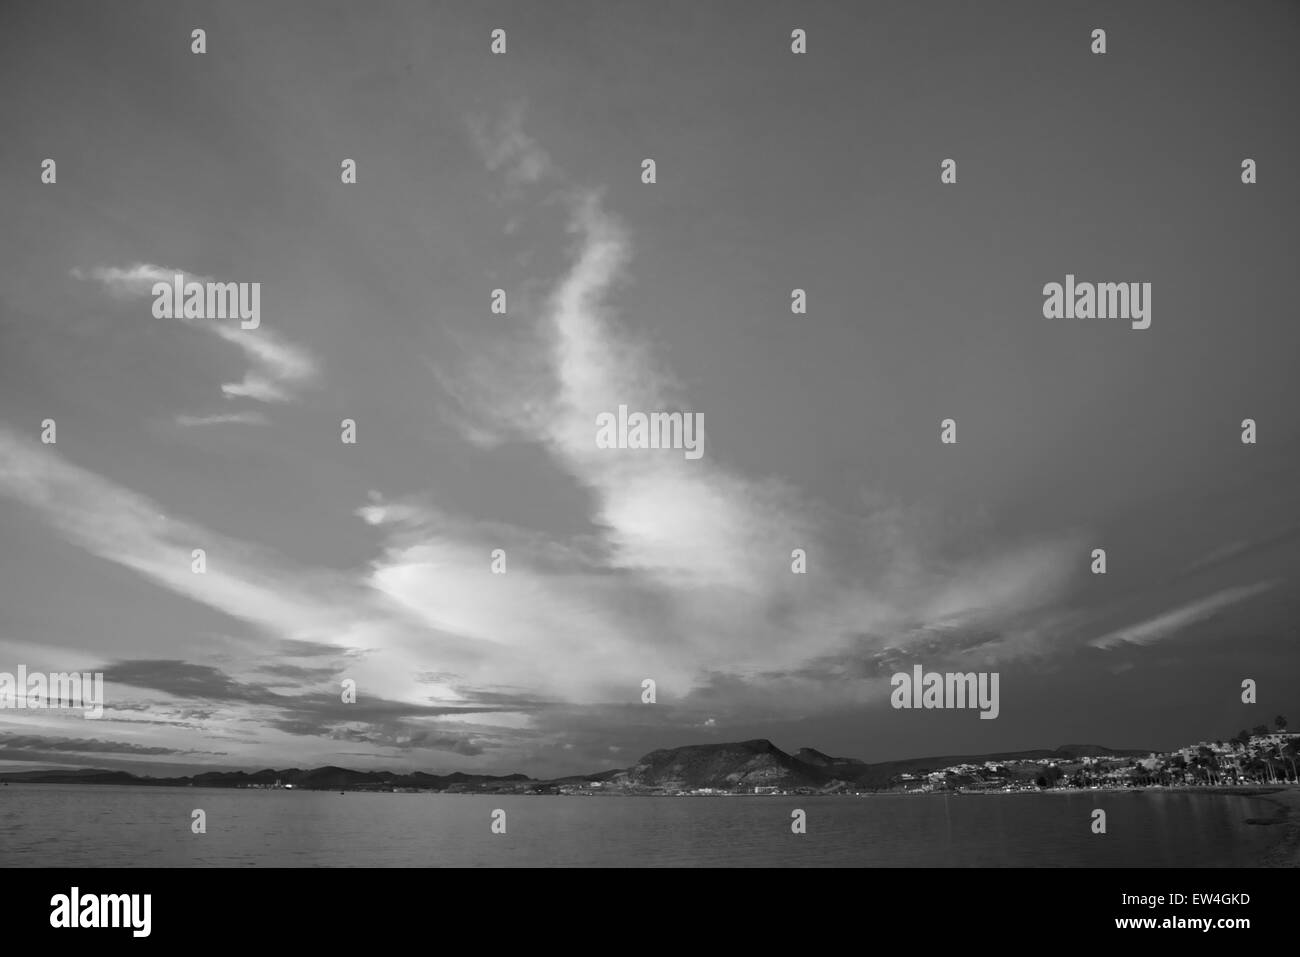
[0,733,209,756]
[405,115,1089,714]
[207,321,317,403]
[70,263,177,297]
[0,424,355,643]
[174,411,270,427]
[71,262,319,407]
[469,103,554,185]
[1088,581,1280,649]
[102,659,501,756]
[0,429,564,760]
[439,187,820,598]
[1181,522,1300,577]
[30,118,1113,771]
[103,659,516,719]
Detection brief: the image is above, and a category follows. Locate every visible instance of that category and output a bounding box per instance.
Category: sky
[1,0,1298,778]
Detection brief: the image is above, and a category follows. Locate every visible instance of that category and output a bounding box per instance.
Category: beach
[1246,786,1300,867]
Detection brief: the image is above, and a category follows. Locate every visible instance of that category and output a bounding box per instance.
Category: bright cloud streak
[71,262,319,407]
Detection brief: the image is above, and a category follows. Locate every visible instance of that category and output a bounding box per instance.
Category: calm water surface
[0,784,1279,866]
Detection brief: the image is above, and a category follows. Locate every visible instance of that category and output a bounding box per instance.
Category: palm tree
[1222,749,1239,784]
[1265,748,1283,783]
[1246,757,1267,784]
[1281,742,1298,782]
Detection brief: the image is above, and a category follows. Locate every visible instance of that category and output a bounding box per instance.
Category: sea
[0,784,1280,867]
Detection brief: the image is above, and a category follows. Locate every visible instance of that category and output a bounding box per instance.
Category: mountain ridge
[0,739,1151,792]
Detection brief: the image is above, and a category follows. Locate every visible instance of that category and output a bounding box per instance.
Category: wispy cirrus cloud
[468,102,554,186]
[404,111,1092,714]
[206,320,317,403]
[173,410,270,427]
[25,118,1109,760]
[0,733,223,758]
[0,424,349,639]
[71,261,319,408]
[0,426,610,761]
[1088,580,1280,650]
[9,107,1285,777]
[70,263,175,297]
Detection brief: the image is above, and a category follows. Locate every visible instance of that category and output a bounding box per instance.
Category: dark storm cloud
[102,658,540,754]
[256,662,343,681]
[105,660,265,703]
[106,658,541,717]
[0,733,221,756]
[275,638,347,658]
[323,725,485,756]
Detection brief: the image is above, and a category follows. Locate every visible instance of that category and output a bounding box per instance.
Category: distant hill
[0,765,533,791]
[610,739,840,791]
[0,741,1154,792]
[1054,745,1149,758]
[794,747,866,769]
[0,768,139,785]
